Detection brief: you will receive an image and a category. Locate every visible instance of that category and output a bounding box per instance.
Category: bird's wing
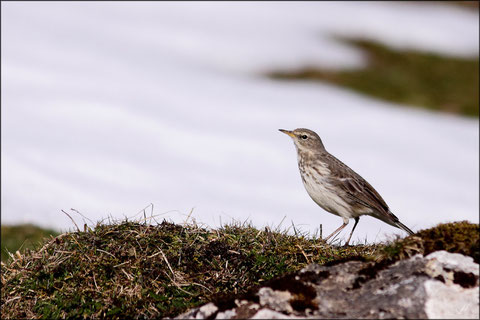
[324,153,390,215]
[340,177,390,213]
[323,153,412,233]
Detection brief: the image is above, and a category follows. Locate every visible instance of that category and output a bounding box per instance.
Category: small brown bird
[280,128,414,245]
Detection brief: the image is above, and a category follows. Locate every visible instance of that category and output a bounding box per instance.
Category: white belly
[298,159,354,218]
[303,178,354,219]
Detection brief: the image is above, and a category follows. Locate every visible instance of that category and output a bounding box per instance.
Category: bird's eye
[301,135,308,140]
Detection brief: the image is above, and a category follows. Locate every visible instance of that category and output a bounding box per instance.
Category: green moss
[269,38,479,117]
[380,221,479,263]
[1,220,478,319]
[417,221,479,261]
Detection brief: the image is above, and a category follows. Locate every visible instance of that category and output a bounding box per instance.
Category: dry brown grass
[1,219,478,319]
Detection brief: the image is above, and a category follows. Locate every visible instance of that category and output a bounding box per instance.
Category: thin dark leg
[323,218,349,242]
[345,217,360,246]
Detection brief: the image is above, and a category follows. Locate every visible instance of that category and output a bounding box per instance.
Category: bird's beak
[279,129,295,138]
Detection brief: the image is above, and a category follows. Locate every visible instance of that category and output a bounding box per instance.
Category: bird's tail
[373,210,415,236]
[382,210,415,236]
[394,220,415,236]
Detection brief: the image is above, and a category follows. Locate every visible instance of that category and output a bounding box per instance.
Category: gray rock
[250,308,304,319]
[424,279,479,319]
[215,309,237,319]
[175,302,218,319]
[174,251,479,319]
[258,287,293,313]
[423,251,479,319]
[425,250,479,278]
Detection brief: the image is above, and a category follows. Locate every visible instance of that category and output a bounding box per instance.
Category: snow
[1,2,478,242]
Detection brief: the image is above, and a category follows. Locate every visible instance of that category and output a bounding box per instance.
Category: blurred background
[1,1,479,260]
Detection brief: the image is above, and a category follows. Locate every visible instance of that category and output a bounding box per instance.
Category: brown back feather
[321,152,393,218]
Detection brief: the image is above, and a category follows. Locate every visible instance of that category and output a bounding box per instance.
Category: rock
[174,251,479,319]
[258,287,293,313]
[250,309,304,319]
[175,302,218,319]
[424,279,479,319]
[423,251,479,319]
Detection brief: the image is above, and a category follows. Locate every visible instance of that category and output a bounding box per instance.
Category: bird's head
[279,128,325,153]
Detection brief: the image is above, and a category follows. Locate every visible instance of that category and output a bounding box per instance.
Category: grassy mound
[1,220,478,319]
[269,38,479,117]
[381,220,480,263]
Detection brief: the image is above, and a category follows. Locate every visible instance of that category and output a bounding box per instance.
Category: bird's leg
[323,217,349,242]
[344,217,360,246]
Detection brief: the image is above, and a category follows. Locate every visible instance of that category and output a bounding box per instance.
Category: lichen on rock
[175,251,479,319]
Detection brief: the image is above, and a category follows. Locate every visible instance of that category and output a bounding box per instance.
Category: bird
[279,128,414,246]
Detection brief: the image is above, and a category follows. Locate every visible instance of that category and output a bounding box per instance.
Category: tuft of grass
[1,219,478,319]
[269,38,479,117]
[379,221,479,263]
[1,224,59,262]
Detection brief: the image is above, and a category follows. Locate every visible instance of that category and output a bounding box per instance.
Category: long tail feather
[395,221,415,236]
[380,210,415,236]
